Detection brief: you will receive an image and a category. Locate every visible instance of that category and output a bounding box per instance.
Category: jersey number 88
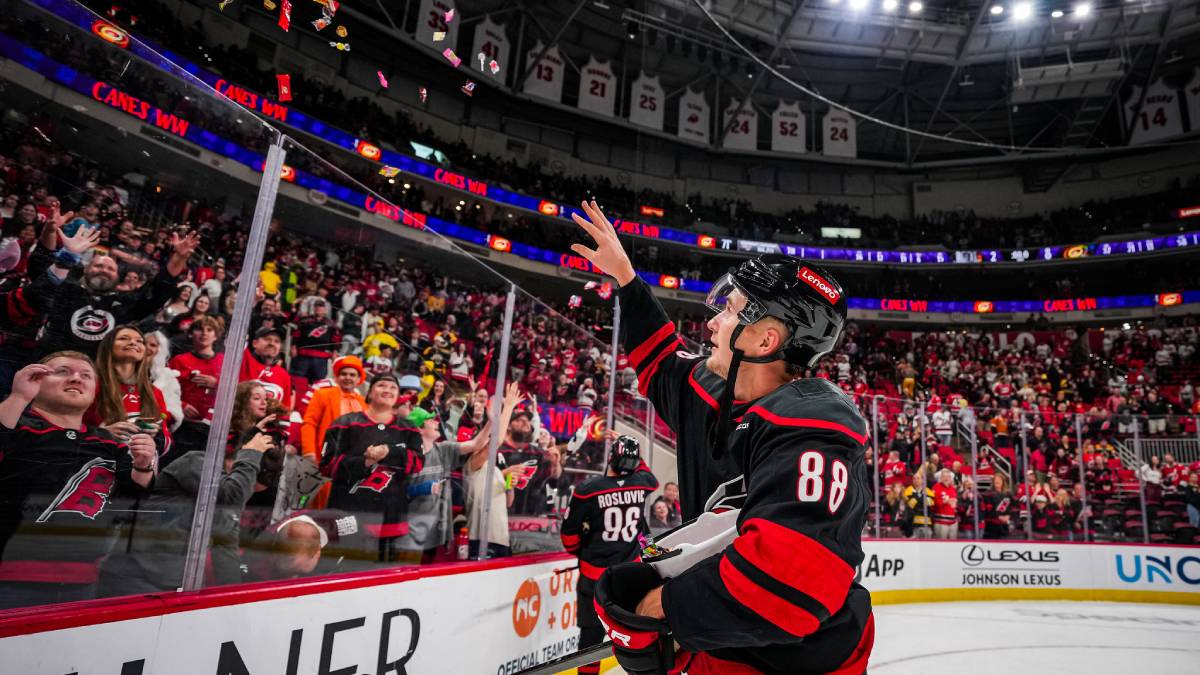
[797,450,849,514]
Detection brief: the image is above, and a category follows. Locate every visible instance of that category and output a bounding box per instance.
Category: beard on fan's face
[84,270,118,292]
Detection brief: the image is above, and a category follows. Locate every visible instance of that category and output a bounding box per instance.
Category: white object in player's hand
[643,508,740,579]
[570,200,637,287]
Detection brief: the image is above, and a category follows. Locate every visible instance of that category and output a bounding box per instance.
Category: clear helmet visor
[705,273,767,325]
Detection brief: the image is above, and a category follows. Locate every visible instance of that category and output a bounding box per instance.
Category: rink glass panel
[0,0,278,608]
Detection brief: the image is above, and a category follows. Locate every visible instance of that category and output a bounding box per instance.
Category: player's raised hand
[571,200,637,287]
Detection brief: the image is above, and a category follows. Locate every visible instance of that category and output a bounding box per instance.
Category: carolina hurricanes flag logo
[276,73,292,102]
[797,267,840,304]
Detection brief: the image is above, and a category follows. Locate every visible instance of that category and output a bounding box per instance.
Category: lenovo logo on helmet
[797,267,840,304]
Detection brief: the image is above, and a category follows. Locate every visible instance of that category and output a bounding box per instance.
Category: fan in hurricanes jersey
[0,352,156,609]
[561,436,658,675]
[238,326,295,410]
[319,374,424,564]
[570,201,873,675]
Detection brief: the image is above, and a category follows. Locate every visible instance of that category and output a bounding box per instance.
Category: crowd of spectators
[2,4,1200,616]
[71,0,1200,250]
[6,6,1198,306]
[0,115,647,610]
[829,323,1200,543]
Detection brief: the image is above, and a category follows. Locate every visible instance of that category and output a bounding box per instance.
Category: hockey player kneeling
[560,435,658,675]
[572,200,874,675]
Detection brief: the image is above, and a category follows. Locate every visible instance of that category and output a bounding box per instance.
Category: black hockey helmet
[609,435,642,476]
[705,255,848,462]
[705,255,847,367]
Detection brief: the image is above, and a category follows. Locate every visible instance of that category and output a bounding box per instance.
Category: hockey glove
[594,562,673,675]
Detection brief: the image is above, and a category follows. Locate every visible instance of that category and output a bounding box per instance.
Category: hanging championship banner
[523,41,565,103]
[772,101,807,154]
[722,99,758,150]
[415,0,458,49]
[577,56,617,117]
[1126,79,1185,144]
[628,72,664,130]
[1184,68,1200,136]
[472,16,509,77]
[822,109,857,158]
[678,88,710,144]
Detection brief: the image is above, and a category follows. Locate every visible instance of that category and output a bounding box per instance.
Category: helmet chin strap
[712,324,786,461]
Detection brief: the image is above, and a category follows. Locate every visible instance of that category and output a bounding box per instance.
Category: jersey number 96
[602,505,642,542]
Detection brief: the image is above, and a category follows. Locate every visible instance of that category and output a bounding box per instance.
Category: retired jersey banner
[472,16,509,78]
[822,109,857,158]
[628,71,664,130]
[678,88,710,144]
[722,99,758,150]
[772,101,806,154]
[577,56,617,117]
[1185,67,1200,136]
[1127,79,1185,144]
[523,42,565,103]
[415,0,458,49]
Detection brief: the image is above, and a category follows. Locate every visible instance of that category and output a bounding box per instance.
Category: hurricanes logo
[257,379,286,401]
[350,467,395,494]
[37,458,117,522]
[91,20,130,48]
[71,306,116,341]
[309,325,329,339]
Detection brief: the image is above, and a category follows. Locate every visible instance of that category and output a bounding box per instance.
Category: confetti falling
[584,280,613,300]
[432,30,446,42]
[443,8,454,22]
[461,79,476,96]
[568,295,582,309]
[376,70,389,88]
[489,59,500,75]
[277,0,292,31]
[312,16,330,30]
[335,25,347,38]
[418,87,427,102]
[277,0,291,31]
[263,0,275,8]
[328,41,350,51]
[442,48,461,67]
[276,73,292,101]
[379,166,401,178]
[477,52,486,69]
[218,0,233,11]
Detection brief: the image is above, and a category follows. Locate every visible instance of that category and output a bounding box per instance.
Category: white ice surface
[602,601,1200,674]
[871,601,1200,674]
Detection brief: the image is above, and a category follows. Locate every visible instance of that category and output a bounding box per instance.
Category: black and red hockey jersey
[293,316,340,359]
[617,278,873,674]
[319,412,424,539]
[560,466,658,580]
[981,490,1015,530]
[0,411,145,581]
